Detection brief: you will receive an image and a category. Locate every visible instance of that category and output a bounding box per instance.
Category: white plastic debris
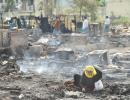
[65,91,82,97]
[37,37,49,44]
[19,94,24,99]
[94,80,104,91]
[9,56,15,60]
[107,64,119,69]
[48,39,61,46]
[2,61,8,65]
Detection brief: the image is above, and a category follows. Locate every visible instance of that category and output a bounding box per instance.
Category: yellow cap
[84,65,97,78]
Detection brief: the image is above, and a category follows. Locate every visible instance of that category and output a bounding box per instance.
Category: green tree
[97,0,106,7]
[5,0,16,12]
[71,0,84,18]
[38,0,54,16]
[38,0,44,13]
[71,0,98,21]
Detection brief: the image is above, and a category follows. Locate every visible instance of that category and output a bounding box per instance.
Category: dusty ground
[1,31,130,100]
[0,72,130,100]
[0,56,130,100]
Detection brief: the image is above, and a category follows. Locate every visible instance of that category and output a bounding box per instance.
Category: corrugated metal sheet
[0,31,11,48]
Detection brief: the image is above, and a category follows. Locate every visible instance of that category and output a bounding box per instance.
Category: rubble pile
[111,52,130,68]
[64,81,81,91]
[26,36,62,57]
[2,30,130,99]
[111,25,130,34]
[63,80,130,100]
[0,57,19,76]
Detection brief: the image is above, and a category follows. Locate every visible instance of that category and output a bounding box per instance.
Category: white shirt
[82,19,88,30]
[104,18,110,25]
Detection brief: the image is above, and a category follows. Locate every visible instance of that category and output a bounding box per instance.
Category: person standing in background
[82,16,89,34]
[103,16,110,33]
[53,16,61,34]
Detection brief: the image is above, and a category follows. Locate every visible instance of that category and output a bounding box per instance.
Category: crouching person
[74,65,103,92]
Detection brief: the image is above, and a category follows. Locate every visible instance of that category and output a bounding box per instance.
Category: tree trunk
[22,0,27,11]
[79,0,83,20]
[79,7,82,19]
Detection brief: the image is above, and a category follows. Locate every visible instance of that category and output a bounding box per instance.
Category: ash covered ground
[1,31,130,100]
[1,56,130,100]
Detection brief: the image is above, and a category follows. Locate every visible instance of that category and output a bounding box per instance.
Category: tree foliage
[38,0,54,16]
[38,0,44,11]
[5,0,16,12]
[112,17,130,26]
[97,0,106,7]
[70,0,98,21]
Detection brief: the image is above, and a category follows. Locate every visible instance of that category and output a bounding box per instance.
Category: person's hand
[82,88,86,92]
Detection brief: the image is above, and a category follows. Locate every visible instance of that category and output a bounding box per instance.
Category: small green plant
[112,17,130,26]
